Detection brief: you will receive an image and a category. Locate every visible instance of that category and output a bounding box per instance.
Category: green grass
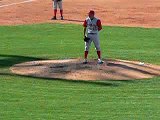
[0,23,160,120]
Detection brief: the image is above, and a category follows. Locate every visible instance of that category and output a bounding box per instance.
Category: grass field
[0,23,160,120]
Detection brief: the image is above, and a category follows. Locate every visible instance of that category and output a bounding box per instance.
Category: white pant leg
[57,1,63,10]
[92,34,101,51]
[53,0,58,9]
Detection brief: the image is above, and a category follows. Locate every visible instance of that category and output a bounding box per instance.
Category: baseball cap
[89,10,95,15]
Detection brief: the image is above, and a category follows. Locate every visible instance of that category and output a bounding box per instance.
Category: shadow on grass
[0,54,45,68]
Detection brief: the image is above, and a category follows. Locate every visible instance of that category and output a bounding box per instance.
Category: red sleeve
[83,20,87,27]
[97,19,102,31]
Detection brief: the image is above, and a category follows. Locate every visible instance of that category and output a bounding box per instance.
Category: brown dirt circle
[10,59,160,81]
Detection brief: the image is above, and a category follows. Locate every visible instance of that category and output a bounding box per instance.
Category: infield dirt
[0,0,160,27]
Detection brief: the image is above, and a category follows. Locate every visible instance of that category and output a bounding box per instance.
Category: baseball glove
[84,36,90,42]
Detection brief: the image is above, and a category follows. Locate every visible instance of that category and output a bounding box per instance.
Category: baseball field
[0,0,160,120]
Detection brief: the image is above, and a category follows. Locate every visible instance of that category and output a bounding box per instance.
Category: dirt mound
[10,59,160,81]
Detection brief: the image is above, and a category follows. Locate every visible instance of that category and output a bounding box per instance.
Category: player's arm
[97,19,102,31]
[83,20,87,37]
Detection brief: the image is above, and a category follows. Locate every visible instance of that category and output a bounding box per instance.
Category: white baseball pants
[53,0,63,10]
[85,33,101,51]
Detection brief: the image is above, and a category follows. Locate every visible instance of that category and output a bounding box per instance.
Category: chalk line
[0,0,36,8]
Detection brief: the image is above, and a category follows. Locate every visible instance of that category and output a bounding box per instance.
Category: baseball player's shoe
[83,59,88,64]
[61,16,64,20]
[51,16,57,20]
[98,59,104,64]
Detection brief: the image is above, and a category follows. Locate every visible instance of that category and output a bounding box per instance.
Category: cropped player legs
[52,1,63,19]
[84,34,102,60]
[57,1,63,17]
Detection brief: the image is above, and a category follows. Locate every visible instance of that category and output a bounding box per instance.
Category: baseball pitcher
[51,0,63,20]
[83,10,103,64]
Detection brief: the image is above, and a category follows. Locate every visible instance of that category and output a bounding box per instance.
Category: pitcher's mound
[10,59,160,81]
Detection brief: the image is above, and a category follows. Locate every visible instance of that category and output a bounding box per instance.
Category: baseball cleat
[83,59,88,64]
[61,16,64,20]
[51,16,57,20]
[98,59,104,64]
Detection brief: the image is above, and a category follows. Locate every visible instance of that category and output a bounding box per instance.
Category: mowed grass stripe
[0,23,160,63]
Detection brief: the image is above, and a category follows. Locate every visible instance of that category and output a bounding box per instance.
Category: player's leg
[58,1,63,20]
[93,34,101,58]
[92,34,103,64]
[51,0,58,20]
[83,34,92,64]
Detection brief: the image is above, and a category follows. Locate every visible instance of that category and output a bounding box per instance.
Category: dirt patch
[0,0,160,27]
[10,59,160,81]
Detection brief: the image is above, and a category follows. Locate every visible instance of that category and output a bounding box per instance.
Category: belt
[88,33,97,34]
